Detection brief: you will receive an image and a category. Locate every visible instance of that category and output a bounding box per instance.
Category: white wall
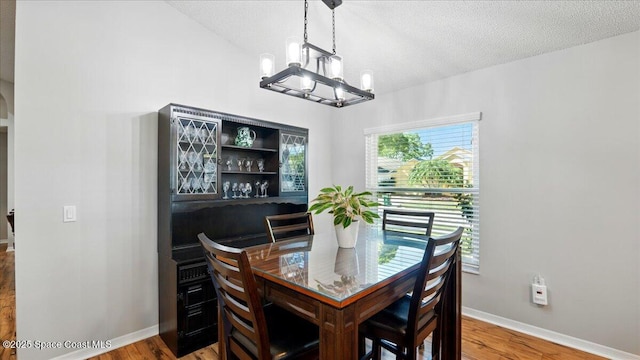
[333,31,640,355]
[14,1,332,359]
[1,79,14,242]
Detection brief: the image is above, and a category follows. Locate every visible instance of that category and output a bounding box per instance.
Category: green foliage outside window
[377,131,475,258]
[378,133,433,161]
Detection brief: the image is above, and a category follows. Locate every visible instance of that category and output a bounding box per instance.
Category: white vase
[334,248,359,276]
[335,221,359,248]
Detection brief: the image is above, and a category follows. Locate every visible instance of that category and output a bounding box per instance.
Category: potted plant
[309,185,379,248]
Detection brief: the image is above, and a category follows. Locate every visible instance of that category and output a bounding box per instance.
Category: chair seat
[232,304,319,360]
[361,295,435,340]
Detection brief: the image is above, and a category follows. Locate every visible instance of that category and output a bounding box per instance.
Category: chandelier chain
[304,0,308,43]
[332,8,336,54]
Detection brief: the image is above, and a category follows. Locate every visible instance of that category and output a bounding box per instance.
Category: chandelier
[259,0,374,108]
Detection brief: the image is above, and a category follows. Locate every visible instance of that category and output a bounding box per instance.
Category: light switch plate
[63,205,77,222]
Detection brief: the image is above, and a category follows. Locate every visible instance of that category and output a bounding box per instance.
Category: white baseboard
[463,307,639,360]
[49,325,159,360]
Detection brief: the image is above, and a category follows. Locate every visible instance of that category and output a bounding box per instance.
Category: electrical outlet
[532,275,548,305]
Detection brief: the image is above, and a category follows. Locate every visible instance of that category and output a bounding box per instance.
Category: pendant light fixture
[259,0,374,108]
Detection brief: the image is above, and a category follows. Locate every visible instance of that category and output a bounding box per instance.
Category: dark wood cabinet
[157,104,309,357]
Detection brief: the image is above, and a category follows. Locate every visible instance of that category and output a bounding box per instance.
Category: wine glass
[185,124,196,142]
[257,158,265,172]
[204,157,216,173]
[203,174,214,192]
[179,150,188,171]
[260,180,269,197]
[255,181,261,197]
[245,159,253,172]
[192,177,202,192]
[238,183,245,198]
[244,183,252,198]
[194,153,203,171]
[187,151,197,169]
[231,182,238,198]
[237,158,244,171]
[226,157,233,171]
[223,181,230,199]
[199,127,209,144]
[182,178,192,193]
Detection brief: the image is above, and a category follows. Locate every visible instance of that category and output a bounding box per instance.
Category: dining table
[219,223,461,360]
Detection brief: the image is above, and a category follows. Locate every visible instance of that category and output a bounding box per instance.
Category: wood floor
[0,244,605,360]
[91,318,607,360]
[0,244,16,360]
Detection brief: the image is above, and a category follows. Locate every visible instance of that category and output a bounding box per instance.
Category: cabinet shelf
[221,171,277,175]
[222,144,278,153]
[171,195,308,212]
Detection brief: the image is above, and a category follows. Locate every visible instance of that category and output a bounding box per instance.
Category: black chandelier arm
[260,67,373,101]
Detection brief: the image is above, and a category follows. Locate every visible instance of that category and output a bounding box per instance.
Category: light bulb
[360,70,374,92]
[259,53,274,79]
[301,76,313,91]
[330,55,343,81]
[261,58,272,75]
[335,87,345,101]
[286,37,301,66]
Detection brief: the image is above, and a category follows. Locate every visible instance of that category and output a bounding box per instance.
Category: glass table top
[244,224,428,303]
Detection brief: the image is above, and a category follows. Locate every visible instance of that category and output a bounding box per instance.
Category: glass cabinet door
[174,116,221,197]
[280,131,307,193]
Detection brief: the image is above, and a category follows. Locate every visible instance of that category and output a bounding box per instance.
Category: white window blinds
[365,112,481,273]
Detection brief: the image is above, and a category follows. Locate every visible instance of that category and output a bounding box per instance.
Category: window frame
[364,112,481,274]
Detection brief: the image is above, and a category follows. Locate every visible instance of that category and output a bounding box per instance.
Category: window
[365,112,481,273]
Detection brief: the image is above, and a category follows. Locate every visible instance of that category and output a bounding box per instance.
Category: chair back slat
[431,249,456,268]
[199,233,272,360]
[271,222,313,235]
[382,210,435,236]
[265,212,314,242]
[230,341,254,360]
[407,227,464,343]
[426,260,452,281]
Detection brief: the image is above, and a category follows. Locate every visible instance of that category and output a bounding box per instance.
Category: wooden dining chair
[198,233,319,360]
[358,227,464,360]
[382,209,435,236]
[264,212,314,242]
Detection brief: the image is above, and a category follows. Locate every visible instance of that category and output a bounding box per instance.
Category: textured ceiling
[1,1,639,92]
[166,0,640,94]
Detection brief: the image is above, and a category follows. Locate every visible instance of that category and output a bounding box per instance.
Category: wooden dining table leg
[319,303,357,360]
[440,249,462,360]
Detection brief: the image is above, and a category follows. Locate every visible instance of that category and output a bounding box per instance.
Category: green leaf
[344,217,352,228]
[309,202,333,214]
[353,191,372,197]
[333,207,347,215]
[361,213,372,223]
[349,197,360,210]
[345,186,353,197]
